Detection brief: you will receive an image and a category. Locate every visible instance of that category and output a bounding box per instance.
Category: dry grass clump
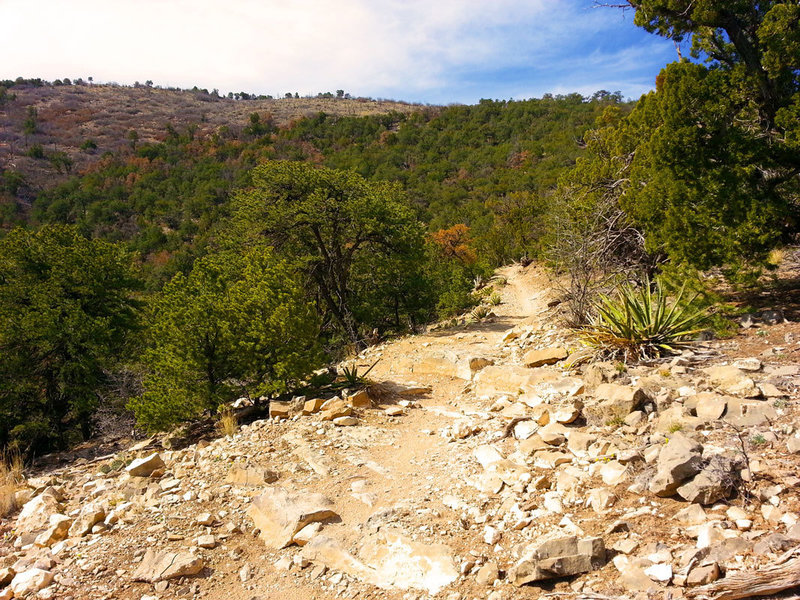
[216,406,238,438]
[0,448,24,517]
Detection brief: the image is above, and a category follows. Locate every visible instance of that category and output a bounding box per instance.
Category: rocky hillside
[0,83,422,194]
[2,263,799,600]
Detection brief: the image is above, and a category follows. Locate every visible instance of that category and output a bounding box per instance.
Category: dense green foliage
[0,226,140,453]
[281,95,626,263]
[129,248,321,431]
[230,161,432,345]
[563,1,798,279]
[24,95,625,287]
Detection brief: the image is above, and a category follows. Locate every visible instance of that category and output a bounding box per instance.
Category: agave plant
[469,304,491,322]
[581,278,710,360]
[335,359,380,389]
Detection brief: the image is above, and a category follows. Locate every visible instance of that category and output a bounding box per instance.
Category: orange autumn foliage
[430,224,477,264]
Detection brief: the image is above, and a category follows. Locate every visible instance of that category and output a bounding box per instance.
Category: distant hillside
[0,81,423,195]
[0,79,630,286]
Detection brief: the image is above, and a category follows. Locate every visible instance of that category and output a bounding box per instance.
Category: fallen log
[688,551,800,600]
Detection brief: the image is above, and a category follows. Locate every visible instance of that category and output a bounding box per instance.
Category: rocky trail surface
[2,263,800,600]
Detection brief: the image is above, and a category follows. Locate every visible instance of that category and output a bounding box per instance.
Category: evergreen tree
[130,247,321,431]
[0,226,140,453]
[231,161,429,345]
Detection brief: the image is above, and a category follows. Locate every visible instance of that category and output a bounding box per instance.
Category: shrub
[0,448,23,517]
[468,304,491,322]
[0,226,140,454]
[129,247,322,432]
[216,406,238,438]
[580,277,710,361]
[26,143,45,158]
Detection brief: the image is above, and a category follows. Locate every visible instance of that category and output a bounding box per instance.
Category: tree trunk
[687,553,800,600]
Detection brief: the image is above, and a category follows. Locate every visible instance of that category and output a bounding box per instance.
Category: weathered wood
[688,553,800,600]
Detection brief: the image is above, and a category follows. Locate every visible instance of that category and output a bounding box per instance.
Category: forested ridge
[2,91,626,281]
[0,0,797,457]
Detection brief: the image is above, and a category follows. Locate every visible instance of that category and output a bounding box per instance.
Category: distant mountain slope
[0,81,630,286]
[0,82,422,193]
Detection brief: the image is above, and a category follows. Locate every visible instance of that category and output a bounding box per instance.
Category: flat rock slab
[724,398,777,427]
[131,550,204,583]
[509,535,605,586]
[360,529,458,595]
[247,486,338,549]
[226,465,279,487]
[302,530,458,595]
[473,365,550,397]
[523,347,568,368]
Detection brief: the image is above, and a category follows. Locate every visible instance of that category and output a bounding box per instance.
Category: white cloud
[0,0,674,103]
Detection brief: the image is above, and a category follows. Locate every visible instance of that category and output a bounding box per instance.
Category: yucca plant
[469,304,491,322]
[334,359,380,389]
[581,277,710,361]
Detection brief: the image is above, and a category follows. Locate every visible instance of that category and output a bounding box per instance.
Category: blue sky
[1,0,680,104]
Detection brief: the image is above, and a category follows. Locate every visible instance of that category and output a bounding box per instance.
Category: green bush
[580,277,710,360]
[129,247,322,431]
[0,226,140,454]
[26,144,45,159]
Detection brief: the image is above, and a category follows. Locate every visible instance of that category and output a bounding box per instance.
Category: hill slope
[2,263,798,600]
[0,83,422,193]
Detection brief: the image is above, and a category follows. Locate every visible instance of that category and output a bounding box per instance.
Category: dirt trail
[5,261,800,600]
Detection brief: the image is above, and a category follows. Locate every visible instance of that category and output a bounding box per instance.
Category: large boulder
[508,535,605,586]
[724,398,777,427]
[15,493,62,534]
[677,455,740,505]
[68,502,105,537]
[585,384,649,426]
[704,366,760,398]
[346,389,372,408]
[268,400,292,419]
[9,569,54,596]
[247,486,338,549]
[34,514,72,547]
[131,550,204,583]
[648,433,703,497]
[125,452,165,477]
[689,392,728,421]
[320,398,352,421]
